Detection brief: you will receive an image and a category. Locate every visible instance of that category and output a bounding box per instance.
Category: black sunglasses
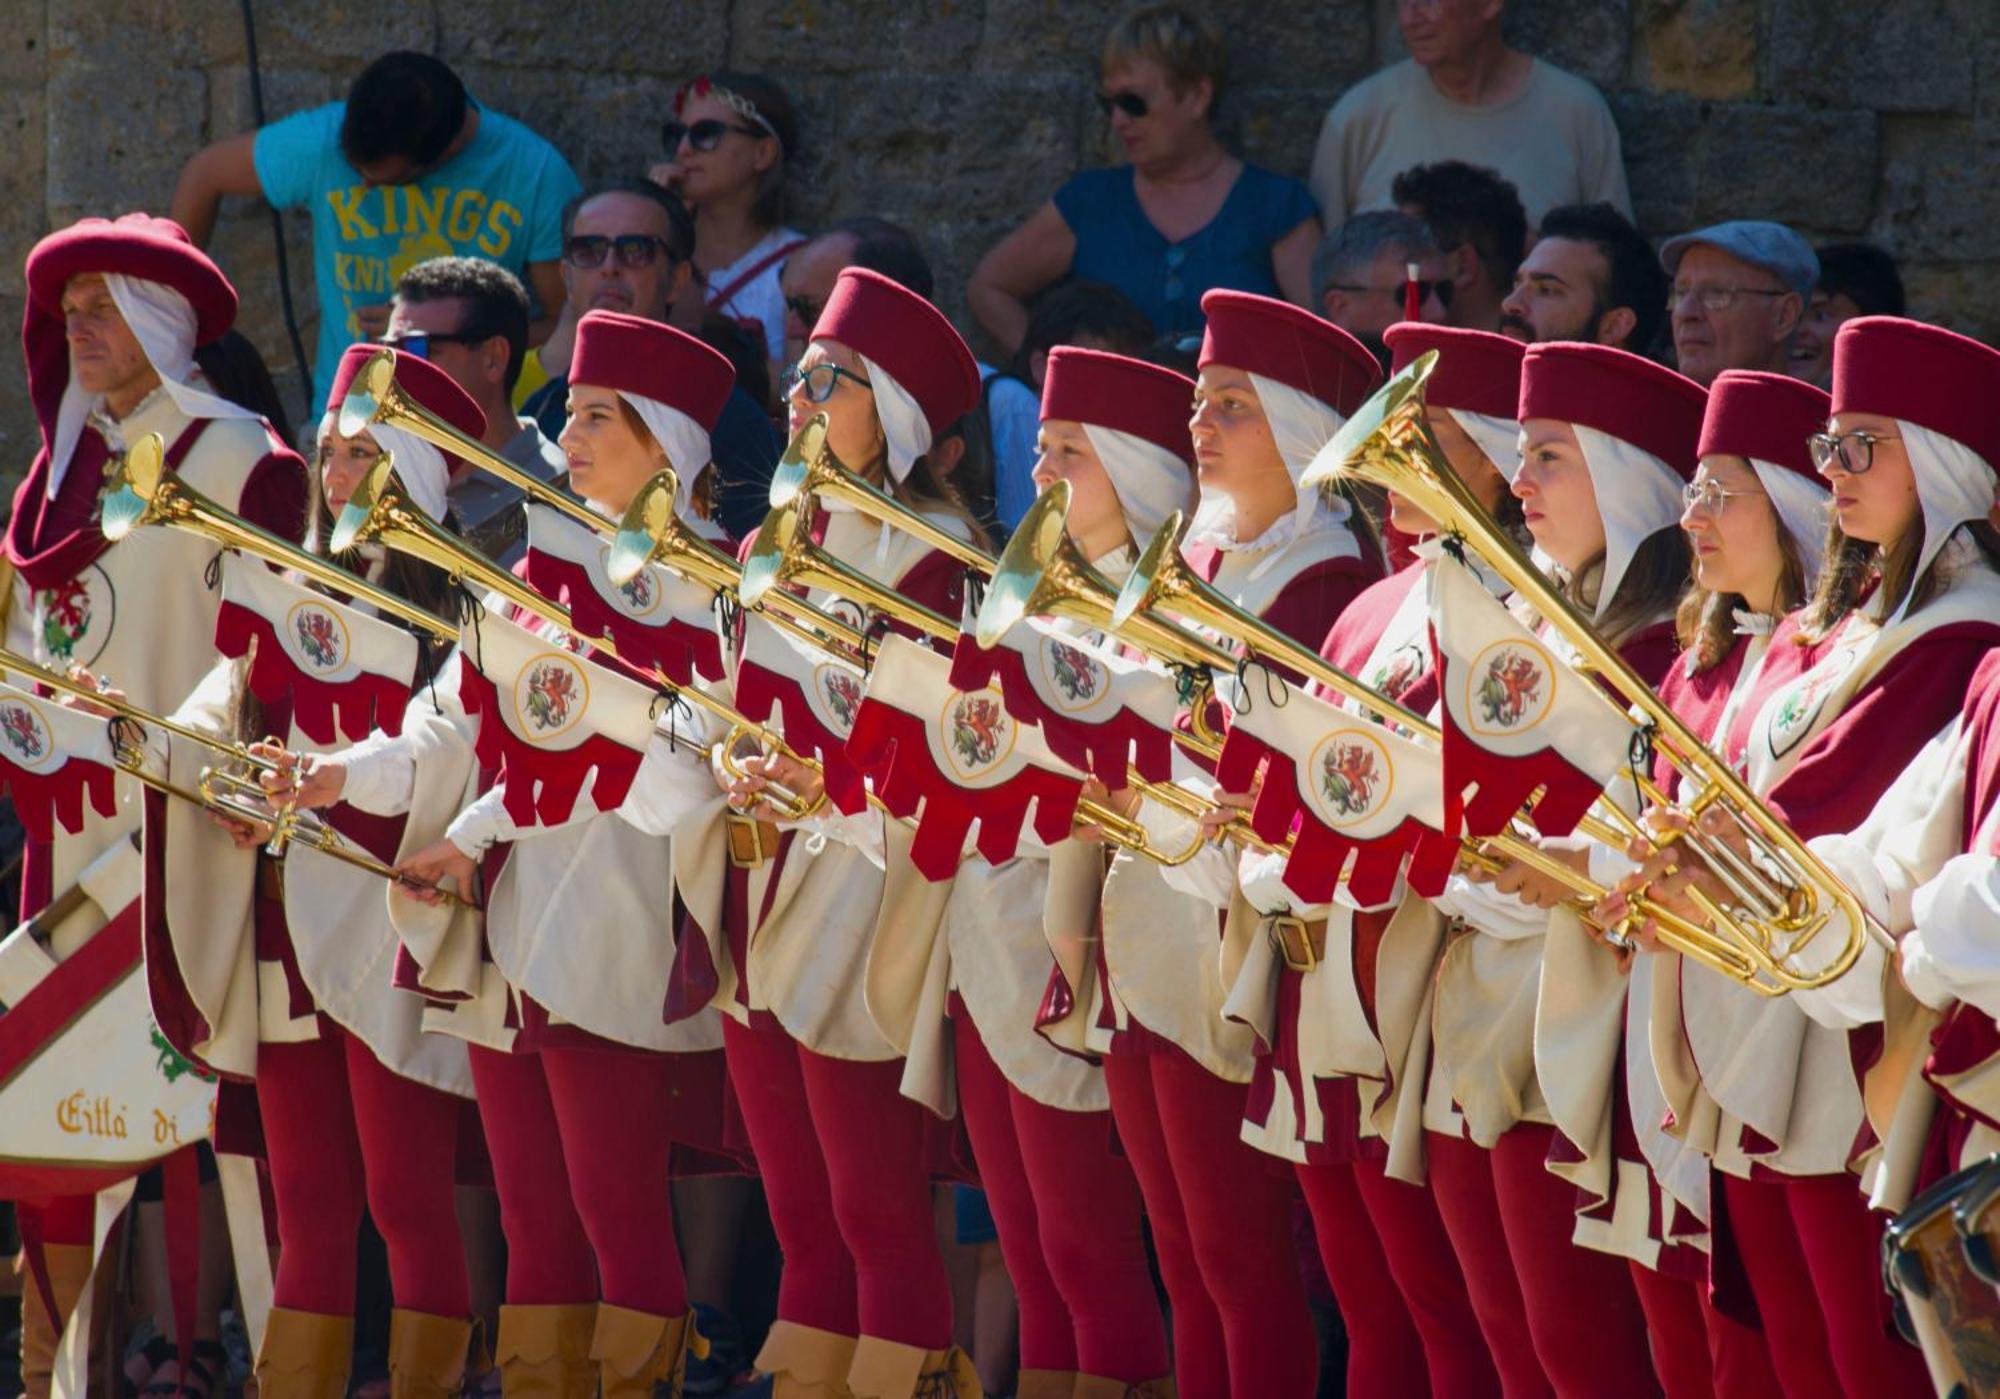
[1328,279,1456,308]
[563,234,675,270]
[661,118,767,154]
[1095,91,1149,119]
[380,330,489,359]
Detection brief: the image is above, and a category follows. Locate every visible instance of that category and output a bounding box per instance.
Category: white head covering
[617,390,725,541]
[1187,372,1355,559]
[1081,423,1192,547]
[318,412,449,525]
[858,353,933,483]
[1448,408,1523,483]
[49,272,263,496]
[1745,458,1831,588]
[1883,419,1996,623]
[1572,423,1687,623]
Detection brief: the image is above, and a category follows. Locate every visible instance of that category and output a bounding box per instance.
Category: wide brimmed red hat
[326,344,486,456]
[26,214,236,346]
[1385,324,1524,419]
[1518,342,1706,479]
[572,310,735,433]
[1697,371,1827,482]
[1831,316,2000,470]
[1040,347,1194,465]
[1198,290,1380,418]
[811,268,980,436]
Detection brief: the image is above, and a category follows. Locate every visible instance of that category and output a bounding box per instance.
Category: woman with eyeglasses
[650,71,806,369]
[967,5,1319,355]
[1608,317,2000,1399]
[271,317,742,1399]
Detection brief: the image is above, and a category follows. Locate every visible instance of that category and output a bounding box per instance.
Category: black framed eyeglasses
[1095,91,1149,119]
[784,293,824,327]
[780,361,872,403]
[563,234,674,270]
[661,118,767,154]
[380,330,488,359]
[1808,429,1900,476]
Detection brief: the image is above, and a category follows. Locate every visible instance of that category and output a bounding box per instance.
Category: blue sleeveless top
[1054,163,1317,339]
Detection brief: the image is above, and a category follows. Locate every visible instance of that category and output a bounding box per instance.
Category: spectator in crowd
[1393,159,1526,332]
[779,216,939,367]
[967,4,1319,353]
[1309,0,1630,229]
[649,71,807,370]
[196,329,298,446]
[170,50,580,404]
[386,257,566,566]
[522,182,778,542]
[1312,210,1451,371]
[1498,200,1666,354]
[1791,240,1906,387]
[1662,219,1816,386]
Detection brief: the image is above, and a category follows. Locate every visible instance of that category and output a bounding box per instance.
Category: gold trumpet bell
[337,348,400,439]
[330,455,401,555]
[100,433,169,542]
[606,468,685,587]
[1111,509,1193,633]
[976,480,1081,648]
[741,498,958,644]
[766,413,832,510]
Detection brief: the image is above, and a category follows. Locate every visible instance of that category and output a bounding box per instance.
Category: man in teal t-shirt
[171,51,580,404]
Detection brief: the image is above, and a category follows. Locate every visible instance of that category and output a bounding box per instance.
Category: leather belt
[726,813,778,868]
[1270,914,1328,974]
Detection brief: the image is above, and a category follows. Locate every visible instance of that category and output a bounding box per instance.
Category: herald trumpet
[1300,351,1879,993]
[768,410,989,574]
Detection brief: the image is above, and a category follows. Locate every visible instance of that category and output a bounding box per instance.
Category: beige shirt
[1308,58,1631,228]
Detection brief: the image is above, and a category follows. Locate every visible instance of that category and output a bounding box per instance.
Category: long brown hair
[1799,517,2000,641]
[1675,526,1810,674]
[616,397,718,523]
[1531,526,1691,651]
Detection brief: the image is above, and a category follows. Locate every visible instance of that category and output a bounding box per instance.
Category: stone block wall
[1,0,1993,467]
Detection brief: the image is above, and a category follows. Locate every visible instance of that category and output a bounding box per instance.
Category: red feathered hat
[1198,290,1381,417]
[1697,370,1828,482]
[572,310,735,434]
[1518,342,1707,479]
[1384,324,1524,419]
[1831,316,2000,470]
[1040,347,1194,466]
[811,268,980,435]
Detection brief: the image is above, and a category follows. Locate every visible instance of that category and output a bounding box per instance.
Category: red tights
[257,1028,468,1317]
[1104,1047,1316,1399]
[1627,1257,1781,1399]
[467,1043,686,1315]
[952,1017,1169,1381]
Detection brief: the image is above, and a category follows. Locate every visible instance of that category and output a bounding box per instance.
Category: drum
[1885,1153,2000,1398]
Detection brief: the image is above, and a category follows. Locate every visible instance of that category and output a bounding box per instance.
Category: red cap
[326,344,486,463]
[811,268,980,435]
[1518,342,1707,479]
[1040,347,1194,466]
[1697,371,1828,482]
[572,310,735,434]
[1197,290,1381,417]
[26,213,236,345]
[1385,324,1525,419]
[1832,316,2000,470]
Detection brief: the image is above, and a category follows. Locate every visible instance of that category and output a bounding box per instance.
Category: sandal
[141,1338,227,1399]
[120,1333,174,1399]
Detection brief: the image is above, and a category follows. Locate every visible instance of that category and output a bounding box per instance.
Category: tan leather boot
[493,1304,597,1399]
[386,1309,473,1399]
[253,1307,356,1399]
[1072,1377,1178,1399]
[590,1303,706,1399]
[755,1320,858,1397]
[17,1242,92,1399]
[1013,1371,1078,1399]
[848,1338,982,1399]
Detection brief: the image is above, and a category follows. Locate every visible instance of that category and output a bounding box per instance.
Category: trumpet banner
[732,614,870,815]
[1215,674,1458,906]
[847,635,1085,880]
[0,683,120,843]
[949,620,1181,787]
[1427,552,1638,839]
[455,612,661,827]
[213,553,419,744]
[521,506,725,689]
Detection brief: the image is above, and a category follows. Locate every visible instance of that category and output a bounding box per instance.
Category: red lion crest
[0,703,46,761]
[295,610,342,669]
[1319,738,1379,817]
[821,669,863,733]
[951,695,1007,768]
[1047,641,1101,704]
[523,662,580,732]
[1478,650,1543,729]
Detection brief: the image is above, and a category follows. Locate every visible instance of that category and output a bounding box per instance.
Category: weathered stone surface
[1232,87,1338,183]
[1634,0,1754,100]
[1223,2,1376,93]
[1689,104,1878,233]
[194,1,434,69]
[44,33,208,222]
[207,209,322,433]
[1763,0,1976,115]
[728,0,983,76]
[0,0,48,86]
[1898,260,2000,341]
[0,292,31,464]
[439,1,725,78]
[204,65,346,145]
[1608,91,1700,233]
[1504,0,1631,90]
[0,92,46,297]
[1875,116,2000,261]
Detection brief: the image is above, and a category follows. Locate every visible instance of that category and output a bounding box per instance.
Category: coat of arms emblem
[0,701,47,763]
[522,660,581,734]
[1319,738,1381,818]
[294,608,344,670]
[40,578,93,661]
[1476,647,1545,730]
[818,666,863,735]
[1045,640,1103,706]
[949,695,1008,769]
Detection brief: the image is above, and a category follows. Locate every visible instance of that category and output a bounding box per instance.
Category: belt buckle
[1271,913,1316,974]
[726,814,769,868]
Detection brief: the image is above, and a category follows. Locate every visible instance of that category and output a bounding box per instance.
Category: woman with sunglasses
[1609,317,2000,1399]
[968,5,1319,354]
[650,71,806,369]
[275,316,742,1399]
[667,267,985,1398]
[1062,289,1383,1396]
[136,346,482,1399]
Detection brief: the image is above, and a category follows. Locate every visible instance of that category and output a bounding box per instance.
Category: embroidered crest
[1766,648,1859,760]
[150,1022,215,1085]
[0,700,49,767]
[513,654,588,741]
[815,663,864,736]
[600,544,664,619]
[942,690,1017,779]
[1309,729,1393,827]
[39,578,93,661]
[1465,639,1556,737]
[290,604,348,672]
[1366,640,1428,702]
[1038,636,1109,713]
